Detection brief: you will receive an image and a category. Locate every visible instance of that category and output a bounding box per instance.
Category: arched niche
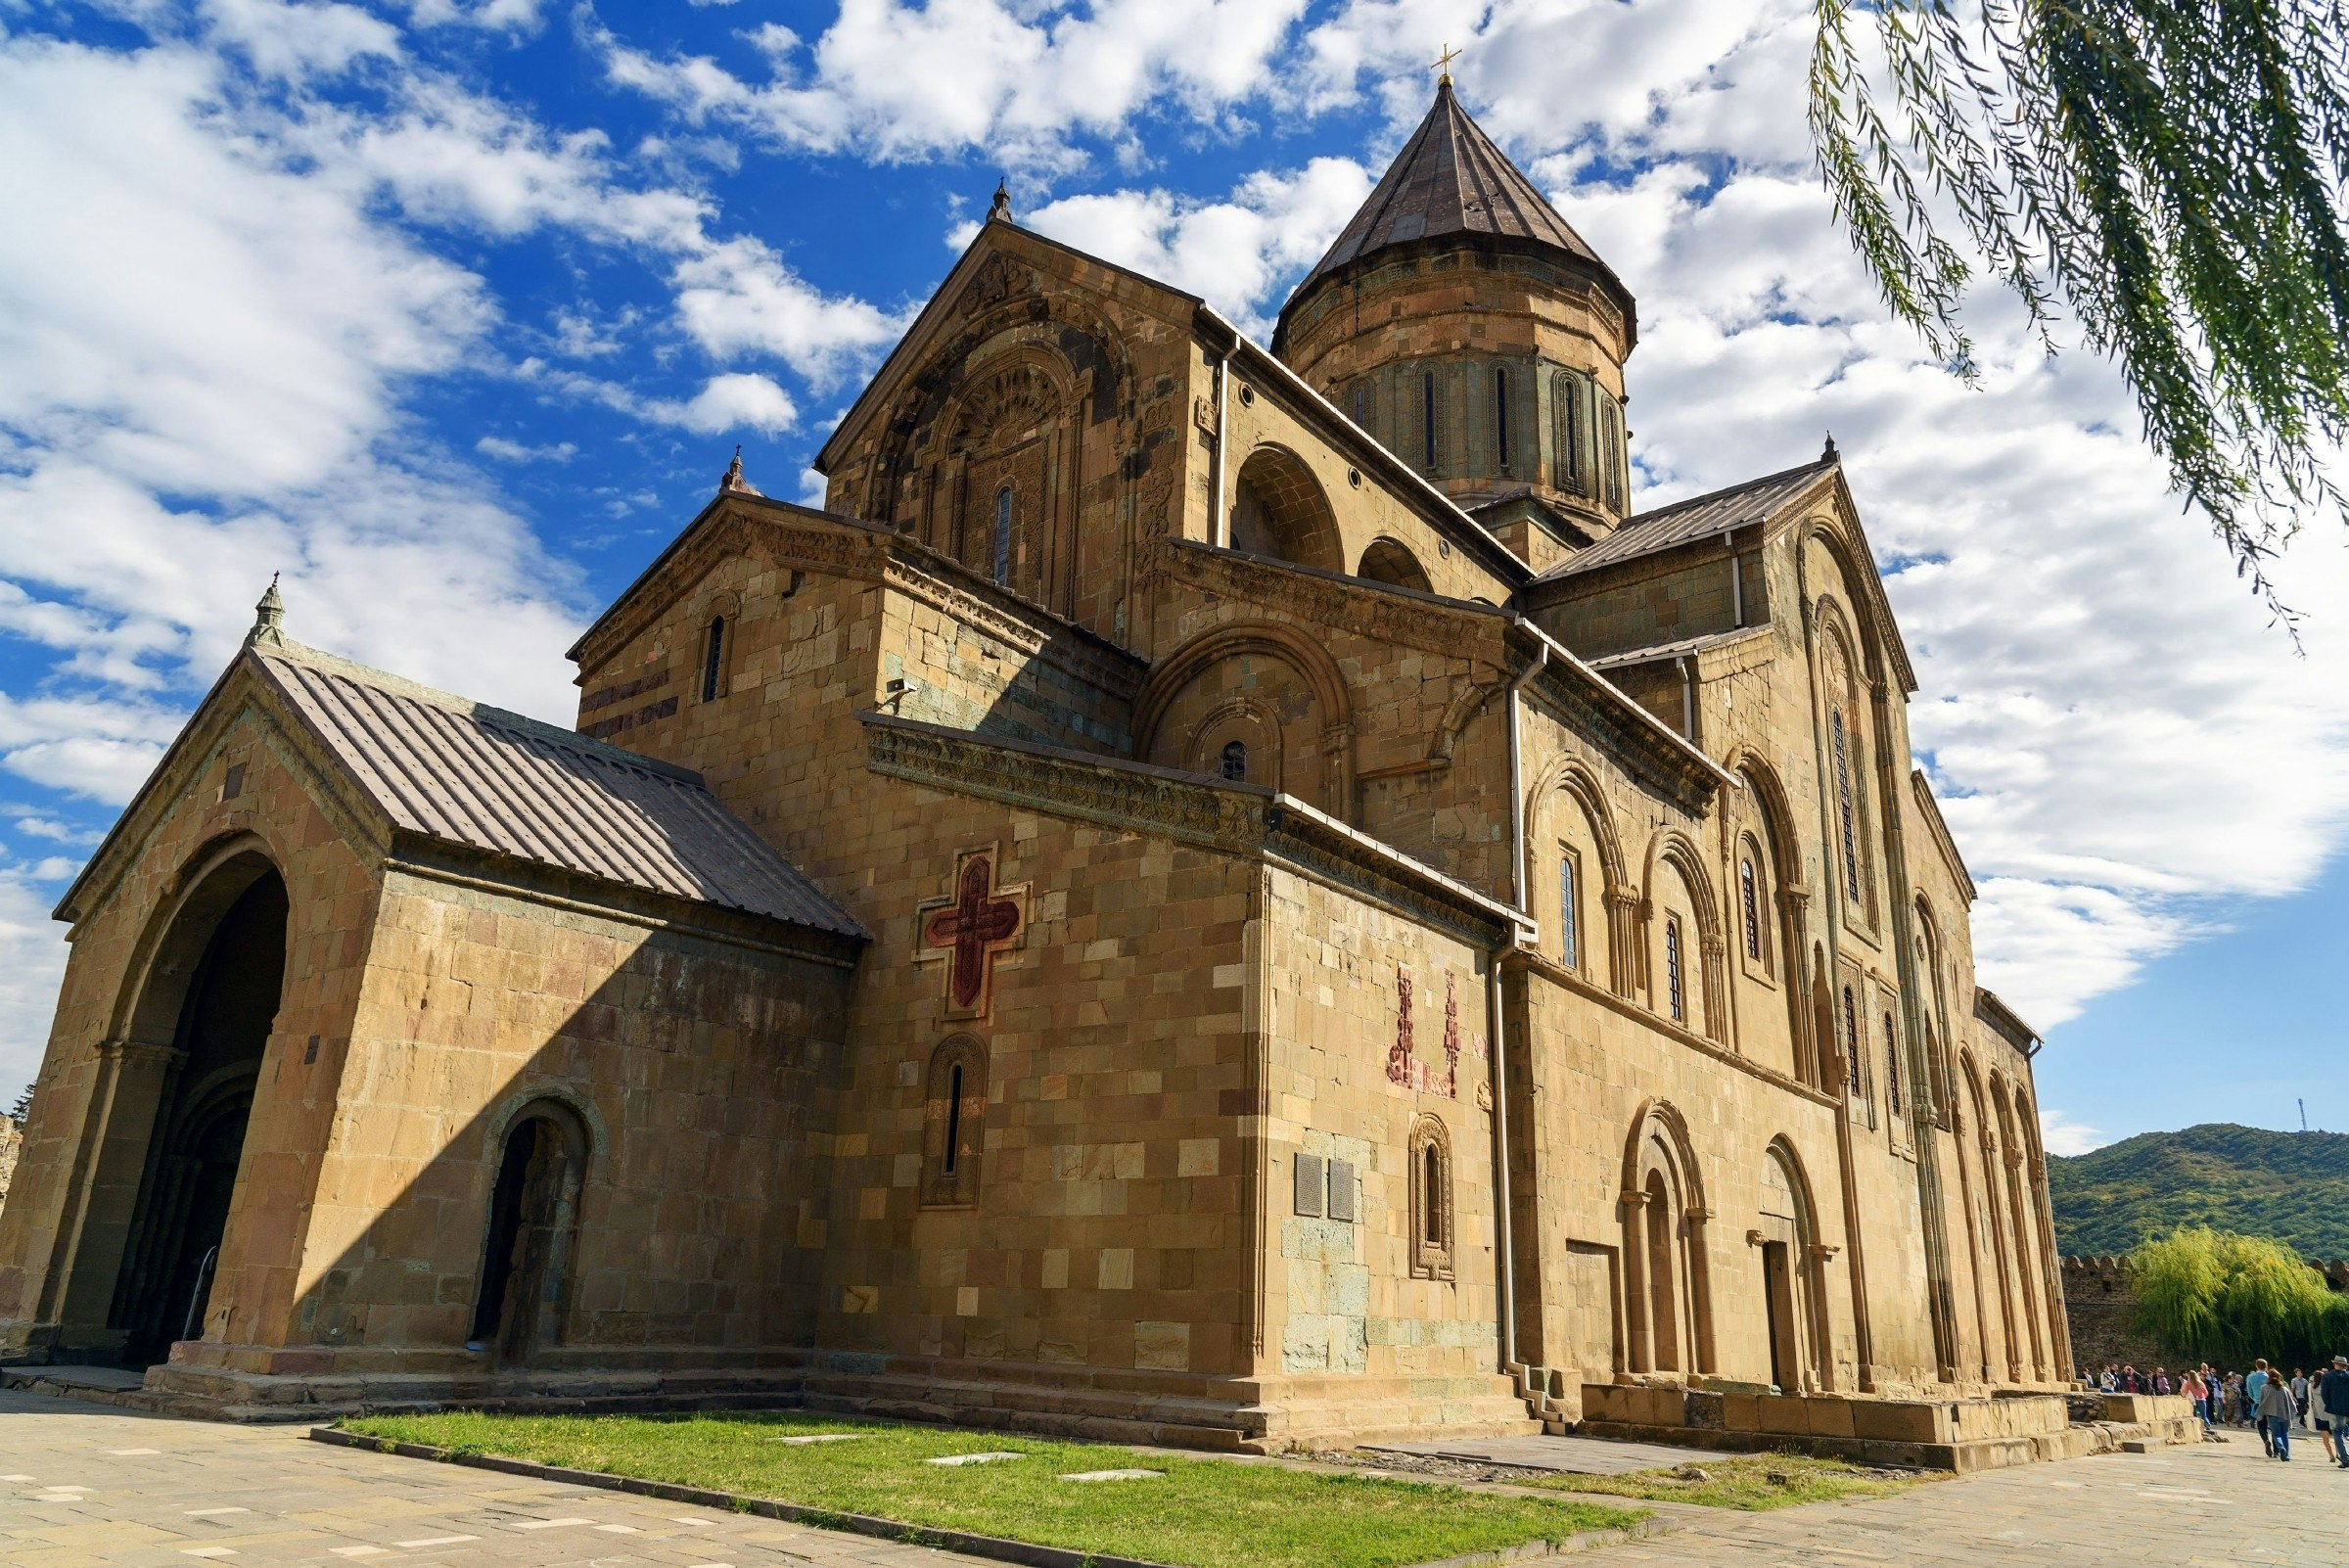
[1643,832,1726,1041]
[1757,1137,1834,1392]
[1357,536,1433,593]
[1529,759,1632,994]
[1619,1099,1714,1377]
[1229,444,1344,574]
[1136,623,1355,819]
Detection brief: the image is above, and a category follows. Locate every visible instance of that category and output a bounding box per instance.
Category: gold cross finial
[1433,43,1459,85]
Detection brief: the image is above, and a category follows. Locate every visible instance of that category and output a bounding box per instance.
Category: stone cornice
[1516,633,1724,816]
[860,713,1516,948]
[1153,538,1508,663]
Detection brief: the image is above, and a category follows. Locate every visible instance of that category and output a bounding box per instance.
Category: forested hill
[2047,1123,2349,1258]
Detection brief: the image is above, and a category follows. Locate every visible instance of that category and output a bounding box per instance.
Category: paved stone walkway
[1581,1429,2349,1566]
[0,1390,993,1568]
[8,1386,2348,1568]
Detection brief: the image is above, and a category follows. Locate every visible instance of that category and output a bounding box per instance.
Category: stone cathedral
[0,84,2090,1465]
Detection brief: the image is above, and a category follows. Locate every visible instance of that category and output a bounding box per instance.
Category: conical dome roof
[1275,81,1632,348]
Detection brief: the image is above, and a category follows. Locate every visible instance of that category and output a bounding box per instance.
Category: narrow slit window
[991,485,1013,586]
[1841,987,1861,1094]
[1740,857,1762,961]
[1494,367,1510,470]
[1422,1143,1443,1245]
[944,1063,963,1173]
[1422,370,1438,470]
[701,616,726,702]
[1664,916,1685,1022]
[1884,1016,1902,1118]
[1558,852,1580,970]
[1221,740,1248,782]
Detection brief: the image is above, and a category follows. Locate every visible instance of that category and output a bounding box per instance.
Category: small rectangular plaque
[1293,1153,1325,1218]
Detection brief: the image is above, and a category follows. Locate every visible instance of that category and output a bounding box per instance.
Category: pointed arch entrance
[1618,1100,1714,1376]
[106,845,288,1366]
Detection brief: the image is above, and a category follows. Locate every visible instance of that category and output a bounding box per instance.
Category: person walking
[2256,1366,2297,1460]
[2320,1356,2349,1468]
[2292,1368,2311,1430]
[2248,1361,2273,1450]
[2182,1366,2212,1434]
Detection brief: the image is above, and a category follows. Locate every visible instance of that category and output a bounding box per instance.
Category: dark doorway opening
[111,870,287,1366]
[469,1107,585,1364]
[1762,1239,1800,1391]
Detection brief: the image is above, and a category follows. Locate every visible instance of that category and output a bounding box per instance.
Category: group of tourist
[2094,1356,2349,1464]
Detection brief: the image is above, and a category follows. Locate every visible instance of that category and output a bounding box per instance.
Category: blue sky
[0,0,2343,1148]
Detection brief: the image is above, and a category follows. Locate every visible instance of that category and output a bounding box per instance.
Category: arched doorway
[469,1101,588,1364]
[110,860,287,1366]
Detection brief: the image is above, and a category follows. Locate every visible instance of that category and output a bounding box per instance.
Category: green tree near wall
[1811,0,2349,623]
[2131,1226,2349,1365]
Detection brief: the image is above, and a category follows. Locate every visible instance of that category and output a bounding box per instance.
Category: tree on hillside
[2131,1225,2347,1363]
[1810,0,2349,624]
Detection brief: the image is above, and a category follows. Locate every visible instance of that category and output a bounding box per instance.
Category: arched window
[991,485,1013,586]
[1884,1014,1903,1118]
[1421,370,1438,470]
[1494,366,1511,470]
[1831,709,1861,901]
[700,615,727,702]
[1664,916,1686,1022]
[921,1037,988,1208]
[1220,740,1248,782]
[1408,1114,1454,1281]
[1558,850,1581,971]
[1740,856,1762,961]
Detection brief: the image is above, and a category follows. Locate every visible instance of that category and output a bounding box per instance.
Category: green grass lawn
[1514,1451,1927,1510]
[338,1409,1646,1568]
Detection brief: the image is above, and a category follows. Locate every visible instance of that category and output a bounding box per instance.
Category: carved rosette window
[920,1036,988,1209]
[1408,1113,1455,1282]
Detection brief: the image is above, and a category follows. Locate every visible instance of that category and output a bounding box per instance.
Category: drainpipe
[1491,632,1547,1379]
[1679,655,1698,744]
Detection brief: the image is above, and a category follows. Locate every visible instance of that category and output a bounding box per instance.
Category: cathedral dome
[1273,81,1638,544]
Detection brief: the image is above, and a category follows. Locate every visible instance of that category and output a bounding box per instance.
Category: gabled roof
[1535,456,1837,582]
[247,640,864,938]
[1286,81,1618,305]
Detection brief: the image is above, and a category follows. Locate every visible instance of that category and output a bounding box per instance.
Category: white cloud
[0,865,69,1100]
[2039,1109,2110,1158]
[0,39,486,499]
[1019,158,1374,335]
[591,0,1311,166]
[654,373,797,435]
[671,238,909,388]
[197,0,400,81]
[476,435,577,462]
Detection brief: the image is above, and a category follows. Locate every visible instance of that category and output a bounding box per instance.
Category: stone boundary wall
[2061,1255,2349,1374]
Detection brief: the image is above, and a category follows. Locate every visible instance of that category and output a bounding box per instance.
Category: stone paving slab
[1575,1430,2349,1567]
[1367,1436,1718,1476]
[0,1389,997,1568]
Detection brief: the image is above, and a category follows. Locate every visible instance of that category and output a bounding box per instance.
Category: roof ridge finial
[987,176,1012,224]
[720,444,762,496]
[1821,431,1840,465]
[1432,41,1459,89]
[247,572,285,649]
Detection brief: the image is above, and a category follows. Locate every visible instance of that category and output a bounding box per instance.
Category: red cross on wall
[918,849,1029,1018]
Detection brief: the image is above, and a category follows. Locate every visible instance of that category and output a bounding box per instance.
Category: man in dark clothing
[2320,1356,2349,1468]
